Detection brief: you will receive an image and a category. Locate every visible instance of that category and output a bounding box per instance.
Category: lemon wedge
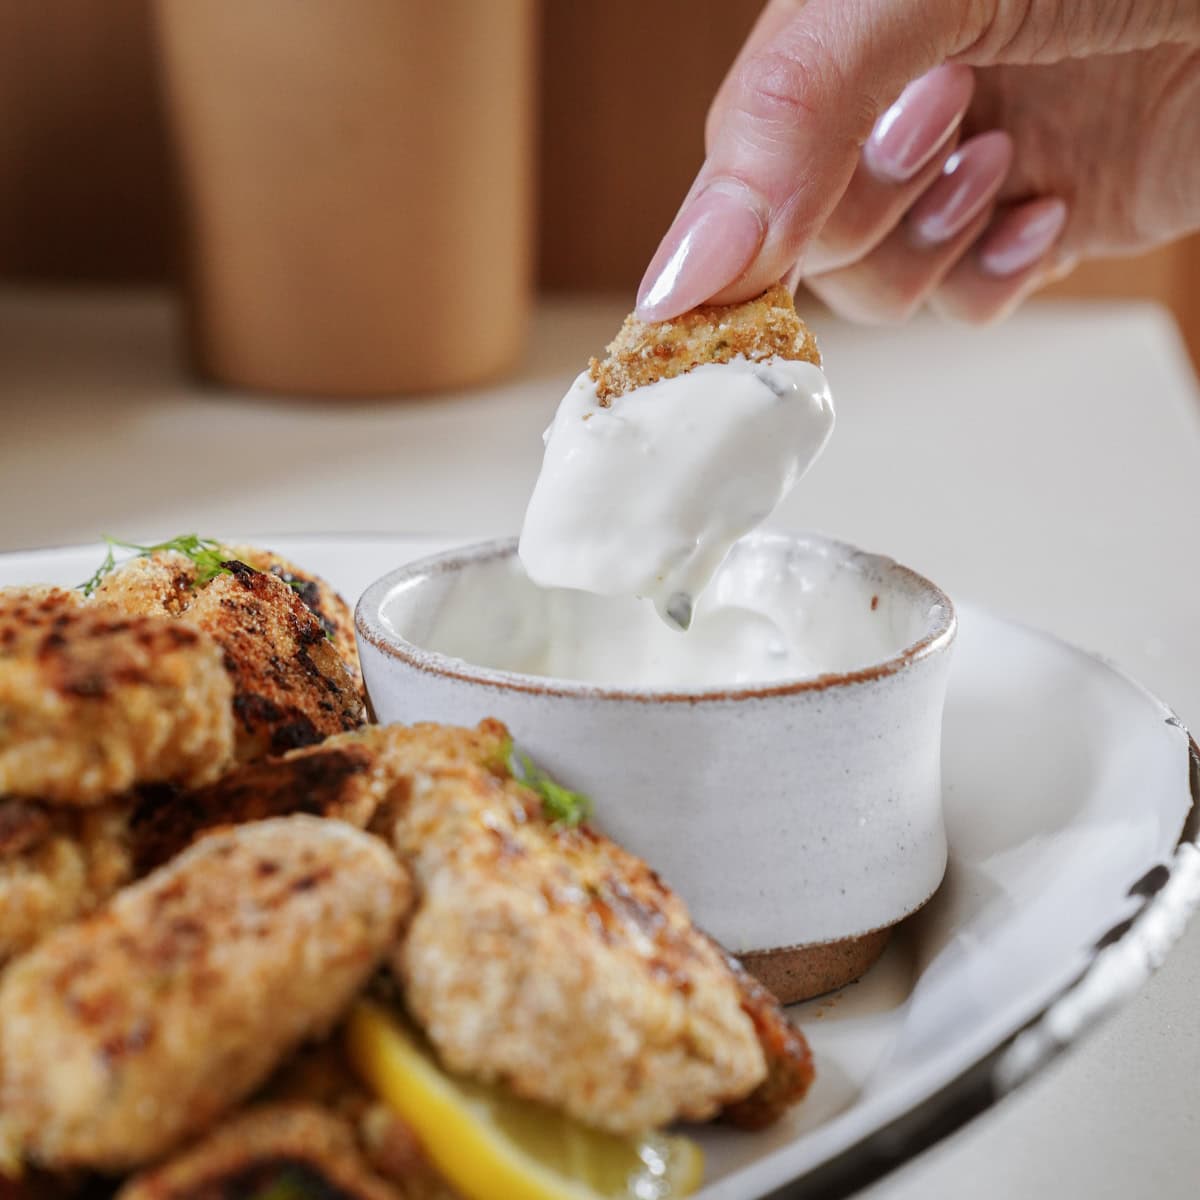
[345,1000,704,1200]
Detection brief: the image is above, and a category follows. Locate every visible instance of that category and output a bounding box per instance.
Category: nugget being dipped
[519,284,834,628]
[589,282,821,402]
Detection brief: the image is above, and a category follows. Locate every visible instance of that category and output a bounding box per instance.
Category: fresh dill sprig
[516,752,593,827]
[77,542,117,598]
[78,535,233,597]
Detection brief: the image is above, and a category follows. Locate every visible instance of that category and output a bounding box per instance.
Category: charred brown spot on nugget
[222,560,258,586]
[717,945,815,1130]
[93,553,364,764]
[588,282,821,403]
[0,800,53,857]
[130,747,373,875]
[224,546,362,686]
[129,724,510,887]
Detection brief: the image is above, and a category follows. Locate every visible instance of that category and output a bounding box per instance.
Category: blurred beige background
[1,0,1197,364]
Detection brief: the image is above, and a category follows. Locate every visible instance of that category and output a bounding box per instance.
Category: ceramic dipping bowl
[356,532,956,1003]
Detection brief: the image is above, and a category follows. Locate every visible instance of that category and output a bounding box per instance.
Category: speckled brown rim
[355,533,956,704]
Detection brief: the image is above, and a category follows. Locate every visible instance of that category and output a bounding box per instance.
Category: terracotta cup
[154,0,536,396]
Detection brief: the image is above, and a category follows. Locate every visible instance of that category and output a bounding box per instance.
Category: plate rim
[3,534,1198,1200]
[760,736,1200,1200]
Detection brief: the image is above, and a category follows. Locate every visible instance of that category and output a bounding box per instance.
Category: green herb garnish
[79,534,232,597]
[244,1167,325,1200]
[516,752,593,827]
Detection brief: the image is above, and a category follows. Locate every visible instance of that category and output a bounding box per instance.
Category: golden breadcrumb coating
[0,816,411,1172]
[0,721,506,969]
[92,544,362,689]
[0,799,132,966]
[226,545,362,688]
[0,588,235,805]
[130,720,510,875]
[588,282,821,403]
[116,1105,414,1200]
[385,763,771,1135]
[95,555,364,761]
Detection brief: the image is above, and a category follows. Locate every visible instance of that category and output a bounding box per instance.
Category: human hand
[636,1,1200,324]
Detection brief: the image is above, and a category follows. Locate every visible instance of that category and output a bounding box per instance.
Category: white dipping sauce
[518,357,834,630]
[410,537,926,689]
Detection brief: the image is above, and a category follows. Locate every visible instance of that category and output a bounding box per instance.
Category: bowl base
[740,925,895,1005]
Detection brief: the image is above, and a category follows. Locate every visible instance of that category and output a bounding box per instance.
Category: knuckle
[735,46,827,125]
[733,38,876,149]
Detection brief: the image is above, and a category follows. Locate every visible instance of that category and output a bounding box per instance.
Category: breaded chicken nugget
[130,720,510,874]
[96,557,363,760]
[0,588,235,805]
[0,799,132,965]
[0,816,410,1172]
[388,763,777,1135]
[588,282,820,403]
[116,1105,409,1200]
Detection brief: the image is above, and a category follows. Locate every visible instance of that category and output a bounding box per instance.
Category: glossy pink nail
[636,181,765,321]
[864,65,974,184]
[907,131,1013,247]
[978,198,1069,276]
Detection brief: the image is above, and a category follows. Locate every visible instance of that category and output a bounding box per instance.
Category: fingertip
[635,180,768,321]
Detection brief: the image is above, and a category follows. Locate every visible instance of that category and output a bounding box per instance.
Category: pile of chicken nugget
[0,542,813,1200]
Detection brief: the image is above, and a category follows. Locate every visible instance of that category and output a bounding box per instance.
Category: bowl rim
[355,533,957,704]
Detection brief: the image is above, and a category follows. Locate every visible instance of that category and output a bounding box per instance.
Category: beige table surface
[1,288,1199,1198]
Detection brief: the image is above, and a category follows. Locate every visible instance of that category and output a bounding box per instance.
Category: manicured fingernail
[864,65,974,184]
[978,198,1069,276]
[907,130,1013,247]
[636,180,766,321]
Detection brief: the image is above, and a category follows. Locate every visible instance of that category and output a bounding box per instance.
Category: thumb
[635,0,985,320]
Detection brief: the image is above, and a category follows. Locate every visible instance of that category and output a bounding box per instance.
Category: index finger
[637,0,984,319]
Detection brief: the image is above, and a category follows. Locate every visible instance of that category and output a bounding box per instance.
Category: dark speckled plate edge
[764,728,1200,1200]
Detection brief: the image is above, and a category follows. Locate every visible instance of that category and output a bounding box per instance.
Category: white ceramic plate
[4,535,1198,1200]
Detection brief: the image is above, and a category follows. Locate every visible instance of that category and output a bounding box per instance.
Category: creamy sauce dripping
[518,357,835,630]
